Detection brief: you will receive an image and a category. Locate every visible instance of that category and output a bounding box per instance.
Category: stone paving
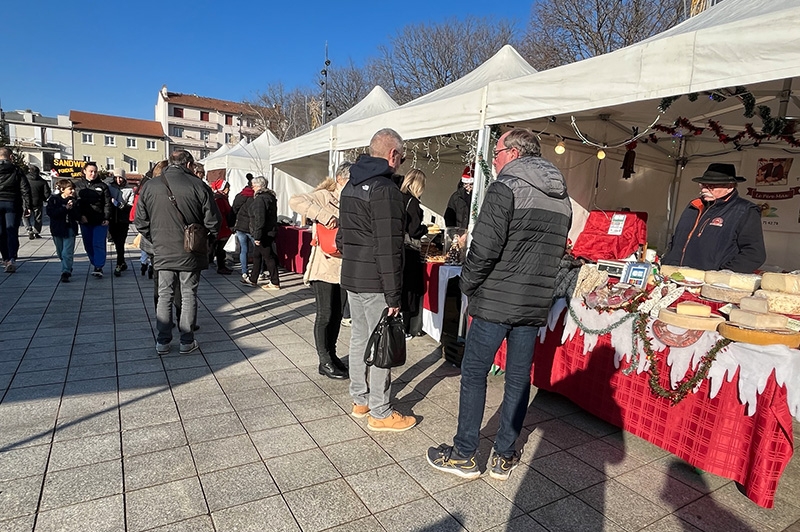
[1,229,799,532]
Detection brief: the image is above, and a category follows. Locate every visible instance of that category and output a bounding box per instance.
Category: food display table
[421,263,462,342]
[276,225,312,274]
[493,301,797,508]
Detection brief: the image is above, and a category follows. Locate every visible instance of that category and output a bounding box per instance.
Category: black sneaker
[28,232,36,240]
[141,263,148,276]
[92,267,104,278]
[114,265,122,277]
[488,450,521,481]
[147,265,154,279]
[426,444,480,479]
[60,272,70,283]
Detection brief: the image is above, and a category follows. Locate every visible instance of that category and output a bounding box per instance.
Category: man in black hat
[662,163,765,272]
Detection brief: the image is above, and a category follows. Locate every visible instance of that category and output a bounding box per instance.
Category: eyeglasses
[493,147,512,158]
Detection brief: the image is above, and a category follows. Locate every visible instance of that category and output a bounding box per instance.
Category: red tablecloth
[422,262,442,313]
[493,312,794,509]
[276,226,312,274]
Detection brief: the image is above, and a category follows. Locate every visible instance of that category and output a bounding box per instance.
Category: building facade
[154,85,262,160]
[70,110,166,174]
[2,110,73,171]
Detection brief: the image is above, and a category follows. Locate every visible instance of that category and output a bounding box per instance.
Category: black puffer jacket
[444,184,472,229]
[338,156,405,307]
[231,186,255,233]
[74,177,112,225]
[249,189,278,241]
[461,156,572,326]
[134,164,220,271]
[0,160,32,210]
[661,190,765,273]
[27,170,52,207]
[46,193,79,238]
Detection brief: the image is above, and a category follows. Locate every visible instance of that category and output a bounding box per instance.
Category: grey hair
[502,129,541,157]
[251,176,267,190]
[369,128,403,159]
[336,161,352,180]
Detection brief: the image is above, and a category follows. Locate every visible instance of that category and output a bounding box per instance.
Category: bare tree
[368,16,517,104]
[521,0,685,70]
[326,59,375,118]
[244,83,318,141]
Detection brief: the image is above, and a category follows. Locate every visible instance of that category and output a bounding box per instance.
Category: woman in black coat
[400,169,428,337]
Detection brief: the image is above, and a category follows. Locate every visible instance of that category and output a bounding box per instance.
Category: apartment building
[154,85,262,160]
[2,110,73,171]
[70,110,166,174]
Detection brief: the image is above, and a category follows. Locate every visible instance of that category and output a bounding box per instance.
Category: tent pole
[665,137,687,250]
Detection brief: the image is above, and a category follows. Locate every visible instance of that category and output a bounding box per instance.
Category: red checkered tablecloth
[493,310,794,508]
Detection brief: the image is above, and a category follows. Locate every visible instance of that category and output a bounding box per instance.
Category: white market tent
[199,140,235,166]
[214,130,280,196]
[204,138,247,171]
[479,0,800,268]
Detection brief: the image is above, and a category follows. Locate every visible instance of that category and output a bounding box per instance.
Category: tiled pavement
[1,230,799,532]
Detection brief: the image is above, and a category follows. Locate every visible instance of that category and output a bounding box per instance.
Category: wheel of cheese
[700,284,752,304]
[718,322,800,348]
[657,308,725,331]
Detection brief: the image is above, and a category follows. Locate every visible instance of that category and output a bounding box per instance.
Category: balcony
[166,116,219,130]
[169,135,218,149]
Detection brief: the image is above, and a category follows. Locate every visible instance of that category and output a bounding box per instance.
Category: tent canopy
[204,138,246,170]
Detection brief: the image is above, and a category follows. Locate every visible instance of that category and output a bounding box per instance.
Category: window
[128,158,138,172]
[225,114,233,125]
[200,111,209,121]
[106,157,115,170]
[173,107,184,118]
[201,130,209,141]
[172,127,183,138]
[81,133,93,144]
[225,133,234,144]
[126,138,137,149]
[83,155,92,162]
[146,140,157,150]
[200,150,209,159]
[104,135,115,146]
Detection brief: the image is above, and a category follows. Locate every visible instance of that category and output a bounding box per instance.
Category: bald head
[369,128,403,171]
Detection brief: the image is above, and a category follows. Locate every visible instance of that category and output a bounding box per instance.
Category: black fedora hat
[691,163,746,183]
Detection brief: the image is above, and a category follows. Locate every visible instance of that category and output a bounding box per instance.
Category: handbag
[315,223,341,257]
[162,174,210,255]
[364,308,407,369]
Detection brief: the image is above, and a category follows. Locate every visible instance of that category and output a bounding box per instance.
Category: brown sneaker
[367,411,417,432]
[351,404,370,418]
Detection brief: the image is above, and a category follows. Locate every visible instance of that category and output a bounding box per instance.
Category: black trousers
[108,221,129,265]
[249,238,279,285]
[210,239,227,269]
[311,281,344,364]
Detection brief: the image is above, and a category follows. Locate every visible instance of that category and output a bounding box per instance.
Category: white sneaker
[262,282,280,291]
[156,342,170,355]
[5,261,16,273]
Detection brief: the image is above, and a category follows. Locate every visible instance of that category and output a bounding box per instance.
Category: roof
[69,110,164,138]
[4,111,61,126]
[164,92,254,115]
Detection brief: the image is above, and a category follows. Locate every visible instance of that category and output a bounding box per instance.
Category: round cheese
[701,284,752,304]
[761,273,800,295]
[753,289,800,315]
[657,308,724,331]
[718,322,800,348]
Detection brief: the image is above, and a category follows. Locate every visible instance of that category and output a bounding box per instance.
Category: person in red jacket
[210,179,233,274]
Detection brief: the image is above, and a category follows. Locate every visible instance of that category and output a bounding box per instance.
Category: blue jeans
[453,317,538,457]
[0,200,21,261]
[53,229,76,273]
[80,223,108,269]
[236,231,253,274]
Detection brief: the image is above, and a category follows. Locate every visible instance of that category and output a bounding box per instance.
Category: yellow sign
[53,159,87,178]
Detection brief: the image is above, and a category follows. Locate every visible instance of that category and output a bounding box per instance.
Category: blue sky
[2,1,531,121]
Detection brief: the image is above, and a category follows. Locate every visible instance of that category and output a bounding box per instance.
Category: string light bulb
[596,149,606,160]
[554,140,566,155]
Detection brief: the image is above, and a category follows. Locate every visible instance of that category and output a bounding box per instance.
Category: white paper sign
[608,214,627,236]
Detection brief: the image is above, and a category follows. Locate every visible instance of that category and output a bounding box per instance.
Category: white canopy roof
[335,45,537,149]
[270,85,399,164]
[204,138,247,170]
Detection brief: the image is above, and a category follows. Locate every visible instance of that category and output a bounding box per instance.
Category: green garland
[568,304,637,335]
[633,313,732,405]
[472,152,494,223]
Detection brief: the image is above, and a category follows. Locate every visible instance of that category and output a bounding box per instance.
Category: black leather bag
[364,308,407,369]
[162,174,210,255]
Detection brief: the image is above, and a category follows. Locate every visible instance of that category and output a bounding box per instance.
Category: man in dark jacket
[427,129,572,481]
[75,162,113,277]
[231,175,255,279]
[338,128,417,433]
[0,147,32,273]
[135,150,220,355]
[23,165,51,239]
[242,176,279,288]
[662,163,765,273]
[444,168,473,229]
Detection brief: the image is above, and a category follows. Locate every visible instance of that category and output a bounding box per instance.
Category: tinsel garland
[568,304,637,335]
[633,313,732,405]
[652,116,800,149]
[472,152,494,223]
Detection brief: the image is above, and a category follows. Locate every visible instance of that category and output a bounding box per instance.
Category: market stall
[275,225,312,275]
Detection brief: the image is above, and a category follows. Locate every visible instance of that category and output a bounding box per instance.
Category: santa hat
[211,179,229,192]
[461,165,475,184]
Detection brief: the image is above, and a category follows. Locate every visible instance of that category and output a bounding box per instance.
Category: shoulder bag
[161,174,210,255]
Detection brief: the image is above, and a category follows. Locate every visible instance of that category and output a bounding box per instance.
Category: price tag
[786,318,800,332]
[608,214,627,236]
[717,303,735,316]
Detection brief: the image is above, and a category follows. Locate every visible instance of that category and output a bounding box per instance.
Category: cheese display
[728,308,789,330]
[753,289,800,315]
[739,296,770,314]
[701,283,752,304]
[718,322,800,348]
[676,301,712,317]
[660,266,706,283]
[761,272,800,295]
[703,270,761,292]
[656,307,724,331]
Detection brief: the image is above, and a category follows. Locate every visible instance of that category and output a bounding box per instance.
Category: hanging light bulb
[554,140,566,155]
[596,148,606,160]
